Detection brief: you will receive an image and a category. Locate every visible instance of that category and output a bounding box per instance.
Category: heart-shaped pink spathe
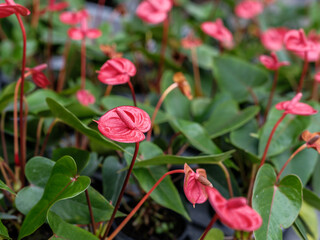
[136,0,172,24]
[60,10,89,25]
[68,17,102,40]
[183,163,211,207]
[275,92,317,116]
[206,186,262,231]
[260,27,288,51]
[25,64,50,88]
[76,89,95,106]
[235,0,263,19]
[293,30,320,62]
[259,52,290,71]
[0,0,30,18]
[96,106,151,143]
[48,1,69,12]
[97,58,137,85]
[284,29,310,52]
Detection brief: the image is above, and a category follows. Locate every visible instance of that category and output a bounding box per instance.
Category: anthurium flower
[206,186,262,231]
[136,0,172,24]
[173,72,193,100]
[76,89,95,106]
[60,9,88,25]
[235,0,263,19]
[293,30,320,62]
[184,163,212,207]
[284,29,310,52]
[48,0,68,12]
[301,130,320,153]
[68,17,102,40]
[97,58,136,85]
[181,34,202,49]
[95,106,151,143]
[275,93,317,115]
[0,0,30,18]
[201,19,234,49]
[259,52,290,71]
[25,64,50,88]
[315,72,320,83]
[260,27,288,51]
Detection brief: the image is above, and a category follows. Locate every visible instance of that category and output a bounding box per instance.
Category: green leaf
[124,142,190,220]
[15,186,44,215]
[185,2,214,21]
[47,211,98,240]
[182,44,218,70]
[258,108,310,158]
[101,96,168,125]
[18,156,91,239]
[46,98,124,152]
[0,219,10,239]
[170,118,221,154]
[212,55,269,102]
[253,164,302,240]
[133,150,234,168]
[51,187,124,224]
[293,217,308,240]
[199,228,224,240]
[0,179,15,195]
[311,157,320,196]
[299,201,319,240]
[302,188,320,211]
[52,147,90,173]
[102,156,126,204]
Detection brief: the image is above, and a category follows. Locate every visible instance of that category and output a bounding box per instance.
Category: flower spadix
[301,130,320,153]
[96,106,151,143]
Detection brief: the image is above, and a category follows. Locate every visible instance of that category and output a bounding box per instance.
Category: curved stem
[104,85,113,96]
[166,132,181,154]
[200,214,218,240]
[247,164,258,206]
[127,81,137,107]
[155,16,170,93]
[81,38,86,90]
[146,83,178,141]
[0,158,14,194]
[217,162,233,198]
[31,0,40,28]
[39,119,57,156]
[191,48,202,97]
[85,189,96,235]
[297,51,309,93]
[107,169,184,240]
[1,111,9,164]
[259,113,287,168]
[102,142,140,239]
[57,38,71,92]
[264,69,279,123]
[276,144,307,182]
[47,11,54,85]
[34,118,44,156]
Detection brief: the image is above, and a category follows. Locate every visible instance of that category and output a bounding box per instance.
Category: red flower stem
[16,14,28,174]
[146,82,178,141]
[191,47,203,97]
[34,118,44,156]
[85,189,96,235]
[155,16,170,93]
[217,162,233,198]
[259,113,287,168]
[81,38,86,90]
[57,38,71,92]
[39,119,57,156]
[0,158,14,194]
[297,51,309,93]
[104,85,113,96]
[31,0,40,28]
[47,11,54,86]
[1,160,16,184]
[1,111,9,164]
[102,142,140,239]
[275,144,306,183]
[247,164,258,206]
[311,60,319,101]
[107,169,185,240]
[200,214,219,240]
[127,81,137,107]
[264,69,279,123]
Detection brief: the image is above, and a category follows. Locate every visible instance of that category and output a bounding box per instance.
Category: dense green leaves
[253,164,302,240]
[0,220,10,239]
[199,228,224,240]
[0,179,15,195]
[302,188,320,211]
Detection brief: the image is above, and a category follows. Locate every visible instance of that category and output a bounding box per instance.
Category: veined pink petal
[86,29,102,39]
[261,27,288,51]
[259,52,290,71]
[235,0,263,19]
[136,0,171,24]
[284,29,310,52]
[201,19,233,48]
[76,90,95,106]
[275,93,317,115]
[48,1,69,11]
[68,28,85,40]
[31,71,50,88]
[0,4,30,17]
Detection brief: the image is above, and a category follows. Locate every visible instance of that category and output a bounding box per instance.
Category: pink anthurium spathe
[259,52,290,71]
[76,89,95,106]
[293,31,320,62]
[235,0,263,19]
[181,34,202,49]
[68,17,102,40]
[97,58,137,85]
[284,29,310,52]
[48,0,68,12]
[260,27,288,51]
[184,164,212,207]
[95,106,151,143]
[275,93,317,116]
[201,19,234,49]
[25,64,50,88]
[206,186,262,231]
[0,0,30,18]
[60,9,88,25]
[315,72,320,83]
[136,0,172,24]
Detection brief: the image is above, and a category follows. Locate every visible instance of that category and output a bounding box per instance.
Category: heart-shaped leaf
[252,164,302,240]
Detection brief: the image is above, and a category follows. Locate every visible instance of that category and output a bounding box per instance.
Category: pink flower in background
[48,0,68,12]
[293,31,320,62]
[97,58,136,85]
[181,34,202,49]
[201,19,234,49]
[235,0,263,19]
[275,93,317,115]
[259,52,290,71]
[315,72,320,83]
[284,29,310,52]
[261,27,288,51]
[60,9,88,25]
[76,89,95,106]
[25,64,50,88]
[136,0,172,24]
[184,164,212,207]
[68,17,102,40]
[206,186,263,231]
[95,106,151,143]
[0,0,30,18]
